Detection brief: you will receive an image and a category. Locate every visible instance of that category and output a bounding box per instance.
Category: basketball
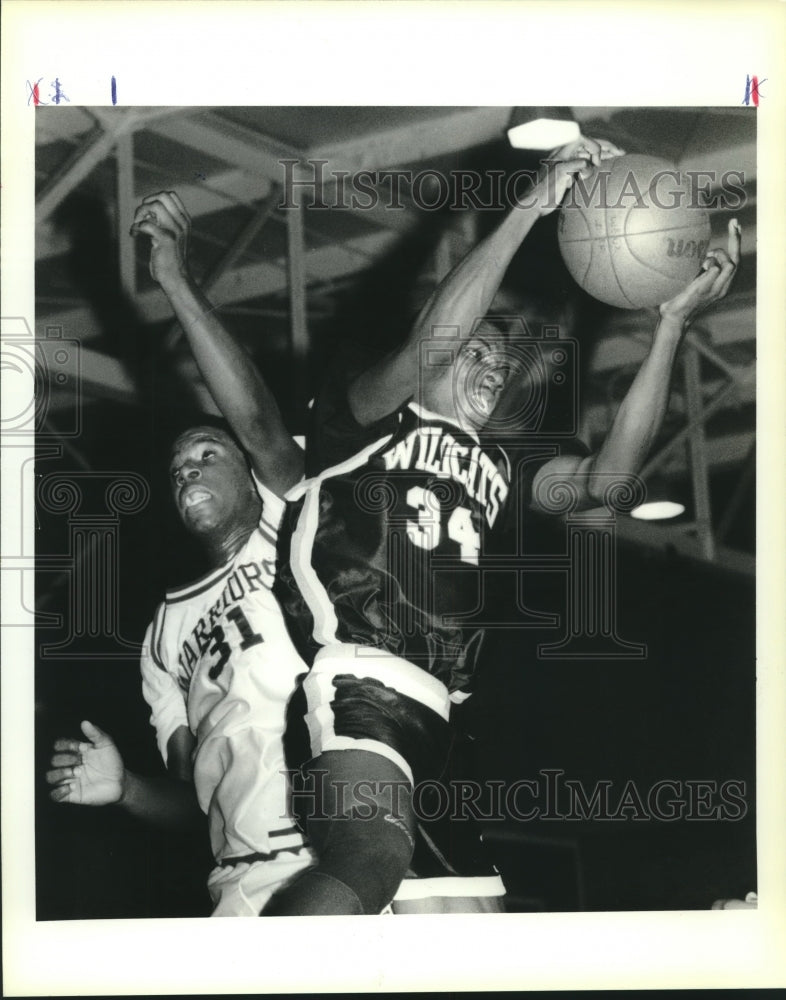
[557,154,711,309]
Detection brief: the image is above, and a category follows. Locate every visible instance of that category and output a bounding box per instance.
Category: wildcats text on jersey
[381,425,509,528]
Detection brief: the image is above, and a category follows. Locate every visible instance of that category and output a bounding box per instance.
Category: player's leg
[264,749,416,915]
[208,850,315,917]
[267,655,453,916]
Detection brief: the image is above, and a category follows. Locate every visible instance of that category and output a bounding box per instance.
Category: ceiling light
[630,500,686,521]
[630,477,687,521]
[507,107,580,150]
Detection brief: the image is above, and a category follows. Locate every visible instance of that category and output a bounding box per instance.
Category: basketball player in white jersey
[47,422,318,915]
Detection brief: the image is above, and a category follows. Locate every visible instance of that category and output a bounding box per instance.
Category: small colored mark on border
[742,74,766,106]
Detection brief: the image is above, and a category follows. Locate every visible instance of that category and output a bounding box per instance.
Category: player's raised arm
[130,192,303,497]
[531,219,742,512]
[46,719,202,830]
[348,137,625,426]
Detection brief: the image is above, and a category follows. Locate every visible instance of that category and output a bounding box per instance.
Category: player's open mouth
[475,382,500,412]
[181,487,213,509]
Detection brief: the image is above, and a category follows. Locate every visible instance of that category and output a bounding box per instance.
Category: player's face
[454,336,511,429]
[169,428,256,536]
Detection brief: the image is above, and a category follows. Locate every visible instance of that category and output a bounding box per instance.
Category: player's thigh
[298,749,414,829]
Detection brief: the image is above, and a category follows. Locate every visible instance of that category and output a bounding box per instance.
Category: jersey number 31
[207,607,263,680]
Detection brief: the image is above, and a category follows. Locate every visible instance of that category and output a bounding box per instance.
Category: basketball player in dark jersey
[127,139,740,916]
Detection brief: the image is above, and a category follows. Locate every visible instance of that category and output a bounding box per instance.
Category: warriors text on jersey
[140,480,313,913]
[275,399,512,697]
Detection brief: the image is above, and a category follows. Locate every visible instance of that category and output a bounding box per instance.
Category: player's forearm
[586,316,683,498]
[349,201,542,423]
[118,769,203,830]
[159,274,303,493]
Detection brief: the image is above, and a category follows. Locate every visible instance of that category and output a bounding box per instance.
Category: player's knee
[319,808,415,915]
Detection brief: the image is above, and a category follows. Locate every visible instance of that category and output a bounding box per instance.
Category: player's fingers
[577,137,625,167]
[46,765,81,785]
[129,219,171,242]
[728,218,742,266]
[703,247,735,286]
[133,197,182,233]
[153,191,190,230]
[168,190,191,224]
[80,719,108,745]
[130,204,174,239]
[50,783,75,803]
[558,157,594,182]
[575,136,602,168]
[699,250,723,274]
[50,752,80,768]
[598,139,625,160]
[53,737,82,753]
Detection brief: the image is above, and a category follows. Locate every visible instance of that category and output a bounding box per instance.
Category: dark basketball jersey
[276,384,515,696]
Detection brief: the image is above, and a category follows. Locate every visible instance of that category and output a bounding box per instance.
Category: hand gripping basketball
[530,136,626,218]
[557,154,729,308]
[659,218,741,324]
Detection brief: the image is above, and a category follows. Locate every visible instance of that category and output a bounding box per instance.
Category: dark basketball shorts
[285,643,453,786]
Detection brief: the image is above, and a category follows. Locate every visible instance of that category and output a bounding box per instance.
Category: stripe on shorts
[394,875,506,900]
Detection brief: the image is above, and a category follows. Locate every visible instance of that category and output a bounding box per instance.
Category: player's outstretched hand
[529,136,626,217]
[130,190,191,290]
[46,720,125,806]
[659,219,741,326]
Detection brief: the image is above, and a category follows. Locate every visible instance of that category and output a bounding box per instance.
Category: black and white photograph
[3,2,785,995]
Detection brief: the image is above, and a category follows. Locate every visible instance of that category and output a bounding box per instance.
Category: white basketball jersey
[141,480,310,865]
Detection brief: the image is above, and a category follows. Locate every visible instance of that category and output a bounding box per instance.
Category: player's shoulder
[163,561,234,607]
[308,365,405,474]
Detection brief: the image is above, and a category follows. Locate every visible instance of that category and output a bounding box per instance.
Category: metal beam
[35,114,138,225]
[40,230,401,335]
[682,343,715,561]
[115,132,136,298]
[163,190,282,351]
[286,192,309,405]
[35,108,186,225]
[308,107,511,173]
[143,111,302,183]
[716,439,756,544]
[640,369,752,479]
[38,168,275,261]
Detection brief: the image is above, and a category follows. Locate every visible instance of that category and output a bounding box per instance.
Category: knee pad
[316,806,415,915]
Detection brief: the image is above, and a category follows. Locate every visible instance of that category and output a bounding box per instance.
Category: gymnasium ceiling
[34,105,756,575]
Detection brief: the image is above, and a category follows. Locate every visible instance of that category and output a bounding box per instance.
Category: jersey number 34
[406,485,480,565]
